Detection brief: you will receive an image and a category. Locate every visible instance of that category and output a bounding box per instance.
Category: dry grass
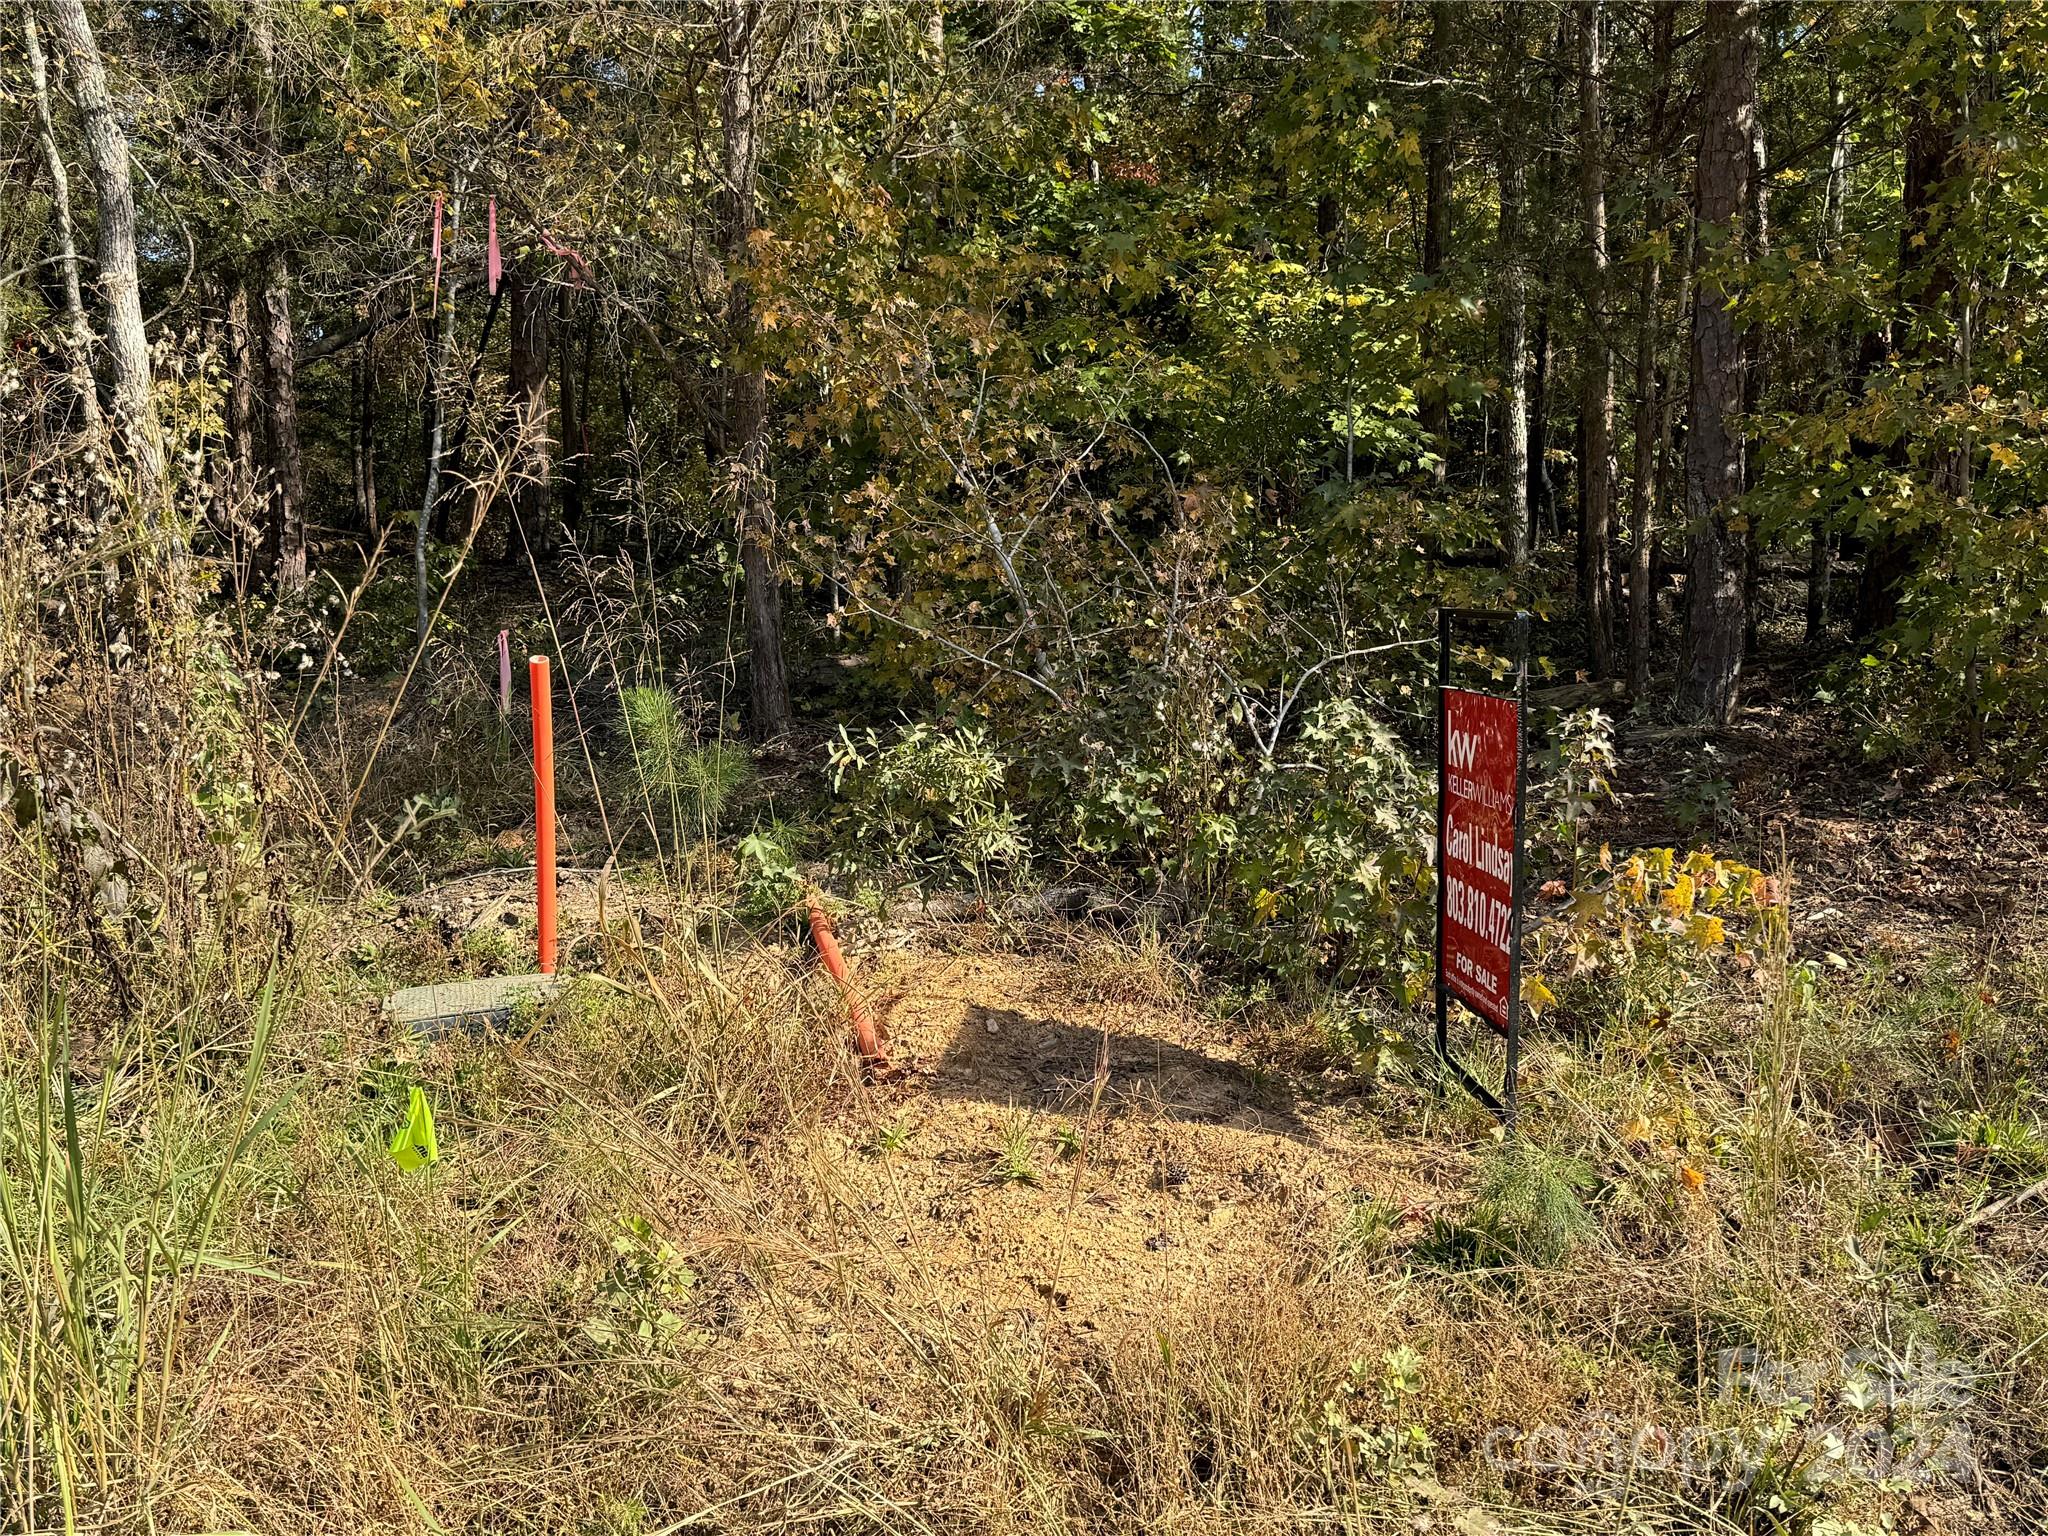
[3,464,2044,1536]
[9,837,2048,1534]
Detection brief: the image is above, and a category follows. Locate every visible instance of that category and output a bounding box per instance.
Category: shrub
[827,720,1029,897]
[1201,697,1434,1001]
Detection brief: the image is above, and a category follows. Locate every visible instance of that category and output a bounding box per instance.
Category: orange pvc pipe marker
[530,655,557,974]
[807,899,885,1072]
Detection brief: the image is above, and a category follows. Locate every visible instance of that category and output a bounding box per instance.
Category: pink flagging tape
[487,198,501,295]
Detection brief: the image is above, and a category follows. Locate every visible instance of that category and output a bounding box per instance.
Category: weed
[1328,1193,1397,1272]
[1930,1105,2048,1184]
[870,1116,915,1156]
[583,1213,699,1353]
[1305,1346,1435,1484]
[736,820,807,921]
[993,1111,1041,1187]
[828,719,1029,898]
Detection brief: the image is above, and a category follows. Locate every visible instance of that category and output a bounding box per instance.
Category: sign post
[1433,609,1530,1126]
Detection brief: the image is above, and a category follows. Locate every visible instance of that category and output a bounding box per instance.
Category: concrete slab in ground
[386,974,562,1036]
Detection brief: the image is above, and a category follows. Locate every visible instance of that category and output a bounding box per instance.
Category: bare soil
[831,946,1458,1339]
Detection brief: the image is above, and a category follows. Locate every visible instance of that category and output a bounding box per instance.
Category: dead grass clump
[1056,921,1194,1009]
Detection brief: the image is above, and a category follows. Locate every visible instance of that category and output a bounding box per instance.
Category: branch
[839,595,1066,706]
[301,308,398,364]
[1252,638,1433,760]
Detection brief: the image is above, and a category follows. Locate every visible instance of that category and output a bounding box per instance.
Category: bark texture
[41,0,165,505]
[720,0,792,740]
[226,283,259,516]
[1741,103,1769,652]
[353,332,378,536]
[252,7,305,591]
[1419,0,1452,483]
[1808,76,1847,646]
[1495,4,1531,565]
[1577,0,1615,675]
[260,248,306,591]
[418,185,460,644]
[22,3,103,444]
[1627,2,1673,695]
[1678,0,1758,723]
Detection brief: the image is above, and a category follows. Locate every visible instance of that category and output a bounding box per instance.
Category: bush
[1199,698,1434,1001]
[827,720,1029,897]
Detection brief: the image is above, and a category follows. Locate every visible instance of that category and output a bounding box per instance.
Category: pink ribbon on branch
[537,227,593,288]
[429,191,445,302]
[487,197,501,295]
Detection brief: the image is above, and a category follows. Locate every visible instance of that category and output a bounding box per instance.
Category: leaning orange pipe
[807,897,885,1072]
[531,655,557,975]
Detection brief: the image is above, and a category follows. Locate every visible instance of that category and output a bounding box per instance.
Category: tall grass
[0,969,279,1527]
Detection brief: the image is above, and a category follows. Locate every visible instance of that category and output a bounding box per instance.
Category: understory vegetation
[5,1,2048,1533]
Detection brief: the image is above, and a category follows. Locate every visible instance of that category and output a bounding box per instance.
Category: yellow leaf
[1662,874,1696,918]
[1521,975,1558,1017]
[1622,1116,1652,1144]
[1989,442,2020,470]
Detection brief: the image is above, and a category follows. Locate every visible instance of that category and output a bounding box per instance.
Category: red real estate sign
[1438,687,1520,1030]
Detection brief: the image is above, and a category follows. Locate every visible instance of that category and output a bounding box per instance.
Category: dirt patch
[1605,662,2048,966]
[817,946,1458,1341]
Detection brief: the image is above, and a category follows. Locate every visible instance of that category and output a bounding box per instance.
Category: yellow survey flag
[389,1086,440,1170]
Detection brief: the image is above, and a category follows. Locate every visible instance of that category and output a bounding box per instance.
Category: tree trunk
[720,0,792,739]
[22,2,104,446]
[1628,257,1661,695]
[259,248,306,592]
[505,262,555,560]
[250,7,305,592]
[1577,0,1615,676]
[557,285,584,531]
[1628,3,1674,696]
[1529,298,1551,540]
[418,183,461,644]
[1808,74,1846,646]
[1419,0,1452,483]
[353,331,378,537]
[1496,5,1531,565]
[1741,102,1769,654]
[227,283,259,523]
[40,0,165,507]
[1678,0,1757,724]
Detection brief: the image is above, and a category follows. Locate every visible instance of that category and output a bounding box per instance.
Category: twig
[1958,1173,2048,1232]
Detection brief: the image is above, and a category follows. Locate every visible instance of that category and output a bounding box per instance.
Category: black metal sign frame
[1433,606,1531,1128]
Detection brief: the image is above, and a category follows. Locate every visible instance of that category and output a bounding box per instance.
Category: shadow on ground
[922,1002,1312,1138]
